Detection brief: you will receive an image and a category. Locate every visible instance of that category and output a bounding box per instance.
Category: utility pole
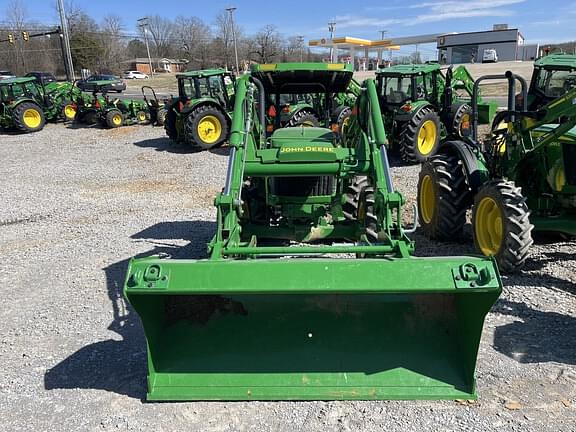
[328,20,336,62]
[379,30,388,40]
[297,35,304,62]
[57,0,75,81]
[226,7,240,73]
[138,17,154,77]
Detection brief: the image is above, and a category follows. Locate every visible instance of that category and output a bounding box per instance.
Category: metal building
[437,25,531,64]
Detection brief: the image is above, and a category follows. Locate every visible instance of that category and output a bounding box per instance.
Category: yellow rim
[459,113,471,136]
[197,115,222,144]
[494,120,508,154]
[301,120,315,127]
[475,197,503,256]
[553,166,566,192]
[138,112,147,122]
[23,108,42,128]
[112,114,122,126]
[417,119,437,156]
[419,175,435,224]
[64,105,76,119]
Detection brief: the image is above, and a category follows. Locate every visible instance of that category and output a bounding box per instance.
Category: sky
[2,0,575,58]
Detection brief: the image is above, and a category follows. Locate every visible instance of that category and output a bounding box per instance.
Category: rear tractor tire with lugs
[13,102,46,133]
[184,106,229,150]
[400,106,441,164]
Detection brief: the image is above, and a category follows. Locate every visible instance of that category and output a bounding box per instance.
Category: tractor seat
[270,127,336,148]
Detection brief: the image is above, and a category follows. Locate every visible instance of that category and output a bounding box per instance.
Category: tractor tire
[448,103,472,139]
[136,110,149,124]
[82,110,99,125]
[400,107,441,164]
[156,108,167,126]
[358,186,379,245]
[417,151,471,240]
[343,176,369,220]
[184,106,229,150]
[287,111,320,128]
[105,109,124,128]
[335,106,352,136]
[13,102,45,133]
[472,180,533,273]
[61,100,77,122]
[165,108,178,140]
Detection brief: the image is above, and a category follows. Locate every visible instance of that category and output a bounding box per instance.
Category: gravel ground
[0,123,574,431]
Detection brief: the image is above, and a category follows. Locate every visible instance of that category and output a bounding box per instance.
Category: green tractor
[164,69,236,150]
[517,53,576,112]
[74,80,150,128]
[417,71,576,272]
[0,77,78,133]
[124,62,501,401]
[376,64,497,163]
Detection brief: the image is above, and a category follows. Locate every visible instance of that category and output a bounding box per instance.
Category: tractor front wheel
[13,102,46,133]
[472,180,533,272]
[342,176,369,220]
[400,107,441,163]
[156,108,167,126]
[136,110,149,124]
[105,109,124,128]
[417,151,471,240]
[61,100,77,122]
[184,106,229,150]
[448,103,472,139]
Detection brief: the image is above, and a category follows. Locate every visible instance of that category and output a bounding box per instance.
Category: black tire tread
[184,105,229,150]
[472,180,534,273]
[286,110,319,128]
[400,106,441,164]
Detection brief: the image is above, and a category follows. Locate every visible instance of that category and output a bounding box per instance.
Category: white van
[482,49,499,63]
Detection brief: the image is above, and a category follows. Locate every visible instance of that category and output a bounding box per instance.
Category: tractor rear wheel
[13,102,45,133]
[400,107,441,163]
[165,108,178,140]
[61,100,77,122]
[105,109,124,128]
[156,108,167,126]
[185,106,229,150]
[136,110,149,124]
[287,111,320,128]
[417,151,471,240]
[448,103,472,139]
[472,180,533,272]
[335,106,352,136]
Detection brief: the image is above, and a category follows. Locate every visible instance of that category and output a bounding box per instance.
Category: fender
[438,140,490,192]
[180,98,232,122]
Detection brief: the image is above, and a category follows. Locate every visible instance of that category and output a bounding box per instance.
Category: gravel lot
[0,123,574,431]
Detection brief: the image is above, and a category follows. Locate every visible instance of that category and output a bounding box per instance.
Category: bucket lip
[124,255,503,295]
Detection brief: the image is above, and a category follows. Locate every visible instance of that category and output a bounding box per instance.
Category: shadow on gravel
[493,299,576,365]
[133,137,231,156]
[44,220,215,400]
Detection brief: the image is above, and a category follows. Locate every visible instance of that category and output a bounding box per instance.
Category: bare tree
[5,0,26,73]
[98,15,125,72]
[250,25,282,63]
[173,16,211,68]
[145,15,173,59]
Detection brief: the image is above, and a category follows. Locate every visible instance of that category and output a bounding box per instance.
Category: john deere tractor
[0,77,79,133]
[74,80,150,128]
[376,64,497,163]
[418,71,576,272]
[124,63,501,401]
[164,69,236,150]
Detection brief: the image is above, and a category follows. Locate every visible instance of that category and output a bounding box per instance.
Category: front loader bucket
[124,256,501,401]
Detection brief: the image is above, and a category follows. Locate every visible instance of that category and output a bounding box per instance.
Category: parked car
[77,74,126,93]
[482,49,499,63]
[25,71,57,85]
[123,70,149,79]
[0,70,16,80]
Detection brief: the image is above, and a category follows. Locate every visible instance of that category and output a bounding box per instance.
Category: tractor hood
[251,63,353,94]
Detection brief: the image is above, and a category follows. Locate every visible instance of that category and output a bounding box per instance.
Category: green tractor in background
[141,85,168,126]
[376,64,497,163]
[0,77,78,133]
[74,80,150,128]
[417,71,576,272]
[164,69,236,150]
[124,62,501,401]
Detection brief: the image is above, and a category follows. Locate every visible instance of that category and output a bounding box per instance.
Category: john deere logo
[280,146,335,153]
